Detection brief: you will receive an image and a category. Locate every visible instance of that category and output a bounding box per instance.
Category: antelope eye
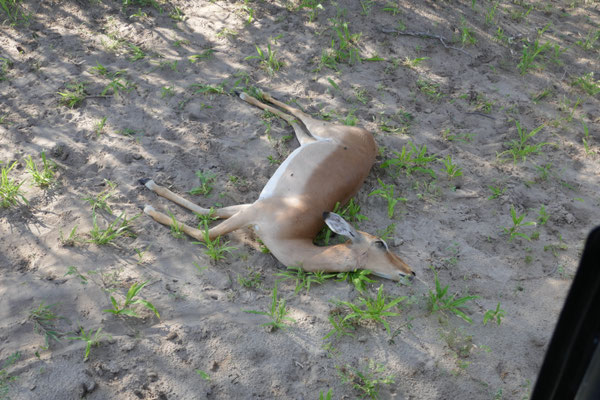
[374,240,387,249]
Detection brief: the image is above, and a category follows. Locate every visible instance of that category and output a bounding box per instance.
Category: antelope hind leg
[140,178,250,219]
[143,203,255,242]
[239,92,315,146]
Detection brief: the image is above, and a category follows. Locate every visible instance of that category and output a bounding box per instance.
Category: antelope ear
[323,212,362,242]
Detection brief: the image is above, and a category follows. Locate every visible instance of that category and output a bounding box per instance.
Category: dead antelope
[141,91,415,281]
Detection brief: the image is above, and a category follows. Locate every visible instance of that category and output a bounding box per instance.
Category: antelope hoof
[139,178,156,190]
[143,204,155,214]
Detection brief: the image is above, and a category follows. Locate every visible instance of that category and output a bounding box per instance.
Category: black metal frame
[532,227,600,400]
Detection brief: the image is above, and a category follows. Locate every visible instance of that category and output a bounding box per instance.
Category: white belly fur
[259,140,329,200]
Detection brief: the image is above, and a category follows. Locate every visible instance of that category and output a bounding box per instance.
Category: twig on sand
[379,28,473,57]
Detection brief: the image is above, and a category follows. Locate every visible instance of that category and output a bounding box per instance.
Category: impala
[141,91,415,281]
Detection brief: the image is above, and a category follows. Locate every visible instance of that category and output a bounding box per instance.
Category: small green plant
[169,6,184,21]
[497,120,549,163]
[58,81,87,108]
[319,389,333,400]
[83,181,116,213]
[195,207,218,226]
[298,0,324,22]
[134,246,150,264]
[502,205,536,242]
[160,86,175,98]
[416,79,444,100]
[381,141,437,178]
[90,61,123,77]
[188,49,215,63]
[544,236,569,258]
[376,223,396,242]
[29,302,64,349]
[196,369,211,381]
[276,266,335,294]
[0,351,21,399]
[24,152,56,188]
[0,57,13,81]
[95,117,107,136]
[484,1,499,25]
[378,110,413,134]
[88,212,138,245]
[266,155,281,165]
[190,170,216,196]
[368,179,405,218]
[440,155,463,180]
[581,119,593,156]
[428,266,478,323]
[127,43,146,61]
[382,2,401,15]
[532,88,552,104]
[243,284,295,330]
[337,285,406,335]
[483,302,505,326]
[64,265,88,284]
[245,43,284,76]
[339,108,358,126]
[59,225,83,247]
[488,185,506,200]
[101,77,134,97]
[402,56,429,69]
[0,161,27,208]
[537,205,549,225]
[517,28,551,74]
[575,29,600,51]
[323,309,356,340]
[237,270,263,289]
[354,87,369,104]
[336,269,375,292]
[67,326,111,361]
[338,359,395,400]
[458,17,476,46]
[167,211,186,239]
[329,17,362,65]
[103,281,160,318]
[0,0,28,24]
[571,72,600,96]
[195,221,236,261]
[191,82,227,95]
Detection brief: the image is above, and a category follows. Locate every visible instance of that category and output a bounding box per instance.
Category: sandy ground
[1,1,599,399]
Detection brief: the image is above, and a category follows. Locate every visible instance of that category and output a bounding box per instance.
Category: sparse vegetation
[89,212,138,245]
[502,205,536,242]
[0,161,27,208]
[338,359,395,400]
[29,302,64,349]
[195,220,236,261]
[336,285,406,335]
[103,281,160,318]
[190,170,217,196]
[497,120,549,163]
[244,284,295,331]
[24,152,56,188]
[428,266,478,323]
[67,326,111,361]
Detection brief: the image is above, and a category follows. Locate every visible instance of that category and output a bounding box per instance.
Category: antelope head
[323,212,415,281]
